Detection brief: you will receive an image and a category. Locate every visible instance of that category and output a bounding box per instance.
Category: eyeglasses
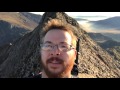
[40,43,75,52]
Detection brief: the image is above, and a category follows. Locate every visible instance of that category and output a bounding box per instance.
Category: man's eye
[45,44,52,47]
[60,45,68,48]
[61,45,66,47]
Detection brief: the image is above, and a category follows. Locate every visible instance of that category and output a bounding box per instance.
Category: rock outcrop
[0,12,120,78]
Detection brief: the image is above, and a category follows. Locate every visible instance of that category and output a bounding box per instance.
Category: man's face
[40,30,76,78]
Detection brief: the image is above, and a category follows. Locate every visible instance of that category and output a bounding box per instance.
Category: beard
[41,57,74,78]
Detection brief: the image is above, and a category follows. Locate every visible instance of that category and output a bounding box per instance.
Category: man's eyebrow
[60,42,68,44]
[44,41,52,44]
[44,41,69,44]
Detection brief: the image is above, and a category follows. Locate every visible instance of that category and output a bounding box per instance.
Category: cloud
[79,22,120,34]
[79,22,95,32]
[92,29,120,34]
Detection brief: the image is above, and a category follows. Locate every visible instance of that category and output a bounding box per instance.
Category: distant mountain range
[0,12,39,30]
[88,33,112,43]
[88,33,120,49]
[99,40,120,49]
[102,33,120,42]
[0,12,41,46]
[88,32,120,62]
[0,12,120,47]
[79,16,120,42]
[89,16,120,30]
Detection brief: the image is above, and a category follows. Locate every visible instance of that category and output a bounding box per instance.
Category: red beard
[41,57,74,78]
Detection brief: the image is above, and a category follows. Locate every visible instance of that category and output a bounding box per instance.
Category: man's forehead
[44,41,69,44]
[43,30,72,43]
[45,30,71,37]
[43,37,72,45]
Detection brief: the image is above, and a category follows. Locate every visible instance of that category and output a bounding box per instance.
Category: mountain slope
[20,12,42,24]
[0,12,120,78]
[0,20,30,46]
[0,12,40,47]
[0,12,38,30]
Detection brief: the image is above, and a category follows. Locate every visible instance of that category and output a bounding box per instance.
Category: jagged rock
[107,46,120,62]
[0,12,120,78]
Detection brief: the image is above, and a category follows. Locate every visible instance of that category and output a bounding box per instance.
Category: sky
[30,12,120,17]
[30,12,120,21]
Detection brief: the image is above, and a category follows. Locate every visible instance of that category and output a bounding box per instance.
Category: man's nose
[50,45,60,56]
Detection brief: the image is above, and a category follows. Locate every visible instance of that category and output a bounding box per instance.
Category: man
[39,19,78,78]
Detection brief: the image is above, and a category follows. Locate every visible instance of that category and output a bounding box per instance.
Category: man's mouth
[47,57,64,68]
[49,59,62,64]
[47,57,63,64]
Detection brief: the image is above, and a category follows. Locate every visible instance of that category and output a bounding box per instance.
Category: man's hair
[40,19,78,47]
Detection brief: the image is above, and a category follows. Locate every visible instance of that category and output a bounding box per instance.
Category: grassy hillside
[0,12,38,30]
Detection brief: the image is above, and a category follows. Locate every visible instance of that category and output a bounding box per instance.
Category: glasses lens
[41,43,74,52]
[41,43,53,51]
[59,44,70,52]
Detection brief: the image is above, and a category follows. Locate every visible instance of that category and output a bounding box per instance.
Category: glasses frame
[40,43,75,52]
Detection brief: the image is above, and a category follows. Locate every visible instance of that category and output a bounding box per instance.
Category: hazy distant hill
[88,33,120,50]
[0,12,40,47]
[86,16,120,42]
[102,33,120,42]
[89,16,120,30]
[88,33,112,43]
[98,40,120,49]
